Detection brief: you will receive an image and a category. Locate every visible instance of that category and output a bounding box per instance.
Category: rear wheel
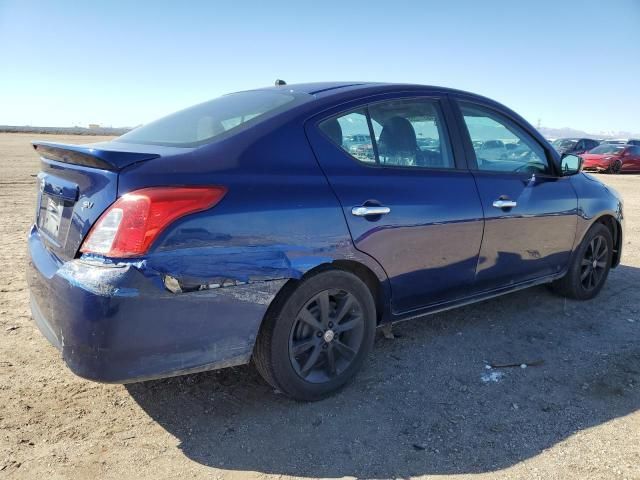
[608,160,622,174]
[551,223,613,300]
[253,269,376,401]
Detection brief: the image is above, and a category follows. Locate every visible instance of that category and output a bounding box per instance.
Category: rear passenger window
[319,98,454,169]
[460,102,549,174]
[323,110,376,164]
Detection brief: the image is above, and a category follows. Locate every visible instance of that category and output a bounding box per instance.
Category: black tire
[551,223,613,300]
[253,269,376,401]
[608,160,622,174]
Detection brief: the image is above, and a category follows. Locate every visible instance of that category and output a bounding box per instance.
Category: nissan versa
[27,82,624,401]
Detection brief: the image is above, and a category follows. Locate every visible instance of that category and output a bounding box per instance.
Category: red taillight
[80,186,227,258]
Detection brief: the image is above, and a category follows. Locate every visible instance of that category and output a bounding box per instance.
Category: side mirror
[561,154,583,176]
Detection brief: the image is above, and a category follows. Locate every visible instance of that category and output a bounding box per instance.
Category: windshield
[116,90,296,147]
[551,139,577,149]
[588,145,625,154]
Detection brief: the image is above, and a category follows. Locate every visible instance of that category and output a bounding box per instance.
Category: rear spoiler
[32,142,160,171]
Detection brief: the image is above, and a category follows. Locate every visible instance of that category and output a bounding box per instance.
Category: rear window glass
[589,144,624,154]
[116,91,295,147]
[551,139,577,149]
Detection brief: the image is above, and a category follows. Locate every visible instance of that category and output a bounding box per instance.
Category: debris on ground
[489,359,544,369]
[381,324,395,339]
[481,371,505,383]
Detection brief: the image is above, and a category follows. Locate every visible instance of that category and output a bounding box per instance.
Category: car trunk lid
[32,141,163,261]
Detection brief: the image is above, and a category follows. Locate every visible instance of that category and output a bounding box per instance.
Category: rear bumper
[26,225,285,383]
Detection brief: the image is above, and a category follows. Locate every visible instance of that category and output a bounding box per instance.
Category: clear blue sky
[1,0,638,134]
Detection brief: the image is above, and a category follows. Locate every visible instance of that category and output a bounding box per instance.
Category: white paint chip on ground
[481,371,505,383]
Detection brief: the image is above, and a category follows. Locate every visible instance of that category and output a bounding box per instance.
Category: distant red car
[581,144,640,174]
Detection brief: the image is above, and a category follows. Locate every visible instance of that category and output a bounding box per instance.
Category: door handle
[351,206,391,217]
[492,199,517,209]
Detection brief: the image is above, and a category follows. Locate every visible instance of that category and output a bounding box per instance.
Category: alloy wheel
[288,289,365,384]
[580,234,608,291]
[610,160,622,174]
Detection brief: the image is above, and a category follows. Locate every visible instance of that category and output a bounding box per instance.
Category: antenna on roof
[274,79,287,86]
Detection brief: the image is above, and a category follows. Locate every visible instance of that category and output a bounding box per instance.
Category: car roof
[231,82,553,155]
[273,82,376,95]
[557,137,596,141]
[246,81,526,119]
[251,81,486,99]
[253,81,384,95]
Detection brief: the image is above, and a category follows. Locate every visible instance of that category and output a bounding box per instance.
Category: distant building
[88,124,100,130]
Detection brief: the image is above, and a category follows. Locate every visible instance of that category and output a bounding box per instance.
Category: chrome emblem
[323,330,335,343]
[81,200,94,210]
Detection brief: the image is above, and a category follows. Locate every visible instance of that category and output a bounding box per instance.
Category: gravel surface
[1,133,638,479]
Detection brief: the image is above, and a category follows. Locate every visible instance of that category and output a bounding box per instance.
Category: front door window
[460,103,549,175]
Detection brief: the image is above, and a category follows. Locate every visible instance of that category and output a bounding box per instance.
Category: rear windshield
[116,90,296,147]
[551,139,577,149]
[589,144,625,154]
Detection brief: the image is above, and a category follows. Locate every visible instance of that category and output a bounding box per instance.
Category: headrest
[323,119,343,147]
[378,116,417,154]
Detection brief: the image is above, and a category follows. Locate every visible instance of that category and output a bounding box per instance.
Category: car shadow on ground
[127,264,640,478]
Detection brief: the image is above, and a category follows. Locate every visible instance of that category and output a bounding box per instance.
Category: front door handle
[351,206,391,217]
[492,199,517,209]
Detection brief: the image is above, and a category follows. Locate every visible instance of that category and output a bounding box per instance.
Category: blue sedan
[27,82,624,400]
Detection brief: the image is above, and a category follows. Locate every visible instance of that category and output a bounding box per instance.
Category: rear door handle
[492,199,517,209]
[351,206,391,217]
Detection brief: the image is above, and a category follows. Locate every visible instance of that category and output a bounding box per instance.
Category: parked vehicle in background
[27,82,624,401]
[602,139,628,145]
[477,139,506,161]
[551,138,600,157]
[582,144,640,174]
[627,139,640,146]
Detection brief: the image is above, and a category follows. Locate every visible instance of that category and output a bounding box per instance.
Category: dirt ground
[0,132,638,479]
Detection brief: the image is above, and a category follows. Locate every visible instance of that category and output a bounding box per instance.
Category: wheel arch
[331,259,387,324]
[259,259,391,335]
[594,214,622,268]
[575,213,622,269]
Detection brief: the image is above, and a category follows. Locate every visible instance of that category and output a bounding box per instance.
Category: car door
[622,146,640,172]
[632,147,640,171]
[452,98,578,292]
[305,95,484,314]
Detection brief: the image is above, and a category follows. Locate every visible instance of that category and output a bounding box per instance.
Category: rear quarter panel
[115,119,391,313]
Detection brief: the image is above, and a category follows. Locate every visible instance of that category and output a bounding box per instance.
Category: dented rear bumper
[26,225,285,383]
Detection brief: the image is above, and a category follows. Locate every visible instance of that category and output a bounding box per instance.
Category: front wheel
[253,269,376,401]
[551,223,613,300]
